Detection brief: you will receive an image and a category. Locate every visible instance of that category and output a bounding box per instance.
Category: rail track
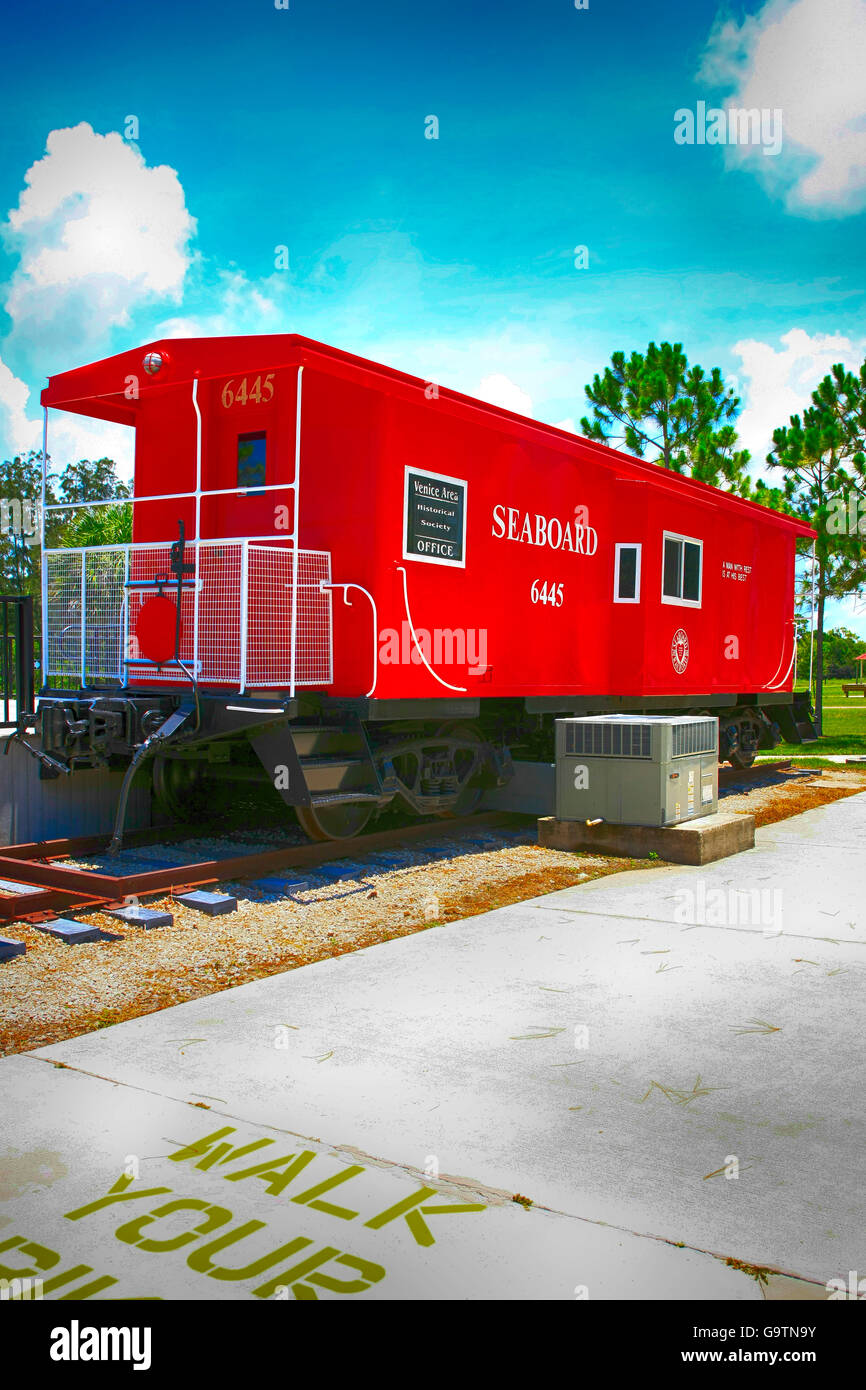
[0,759,818,927]
[0,810,534,926]
[717,757,806,788]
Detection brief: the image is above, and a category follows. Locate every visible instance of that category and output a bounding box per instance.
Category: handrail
[289,365,303,699]
[396,565,468,694]
[43,481,298,510]
[43,536,297,555]
[320,581,378,697]
[192,378,202,682]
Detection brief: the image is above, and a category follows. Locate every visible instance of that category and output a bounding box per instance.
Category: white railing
[44,540,333,693]
[41,363,311,697]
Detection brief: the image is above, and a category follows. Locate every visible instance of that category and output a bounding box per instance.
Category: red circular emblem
[135,595,180,666]
[671,628,689,675]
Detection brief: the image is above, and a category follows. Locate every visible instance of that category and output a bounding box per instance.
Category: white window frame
[236,428,268,498]
[613,542,642,604]
[661,530,703,608]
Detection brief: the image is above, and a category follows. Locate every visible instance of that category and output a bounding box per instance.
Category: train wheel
[727,747,757,770]
[295,802,375,842]
[152,756,215,820]
[721,713,761,769]
[434,722,485,817]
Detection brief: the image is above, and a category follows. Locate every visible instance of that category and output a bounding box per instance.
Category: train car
[33,334,817,840]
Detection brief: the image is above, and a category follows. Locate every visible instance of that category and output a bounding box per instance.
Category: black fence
[1,595,35,725]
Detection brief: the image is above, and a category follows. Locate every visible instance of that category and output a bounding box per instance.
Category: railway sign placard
[403,466,467,567]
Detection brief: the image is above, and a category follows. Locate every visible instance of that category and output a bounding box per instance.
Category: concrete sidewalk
[1,794,864,1300]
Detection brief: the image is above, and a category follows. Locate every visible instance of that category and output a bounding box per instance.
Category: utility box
[555,715,719,827]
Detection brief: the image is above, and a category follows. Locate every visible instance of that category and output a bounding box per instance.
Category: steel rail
[717,758,797,787]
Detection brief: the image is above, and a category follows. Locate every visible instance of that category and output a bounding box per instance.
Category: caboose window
[237,431,267,494]
[662,532,702,606]
[614,543,641,603]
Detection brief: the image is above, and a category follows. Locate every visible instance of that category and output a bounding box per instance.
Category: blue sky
[1,0,865,629]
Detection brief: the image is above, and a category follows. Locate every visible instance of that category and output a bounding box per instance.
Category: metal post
[192,377,202,681]
[239,539,249,692]
[289,365,303,699]
[40,407,48,690]
[121,545,130,681]
[16,596,34,716]
[807,540,817,702]
[1,601,8,725]
[80,552,87,687]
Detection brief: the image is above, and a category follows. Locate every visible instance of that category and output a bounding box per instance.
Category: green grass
[773,679,866,757]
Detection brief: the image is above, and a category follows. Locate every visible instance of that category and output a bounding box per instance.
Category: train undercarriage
[20,686,820,842]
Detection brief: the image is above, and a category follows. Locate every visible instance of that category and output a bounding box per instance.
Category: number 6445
[221,373,275,408]
[531,580,564,606]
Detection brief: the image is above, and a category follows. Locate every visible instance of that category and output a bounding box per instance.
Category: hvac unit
[555,715,719,827]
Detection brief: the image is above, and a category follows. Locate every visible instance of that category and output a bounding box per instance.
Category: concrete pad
[0,1058,758,1301]
[23,897,862,1287]
[176,891,238,916]
[314,862,369,882]
[103,905,174,929]
[757,794,866,851]
[0,936,26,961]
[33,918,103,944]
[2,792,863,1299]
[539,810,755,864]
[248,877,309,894]
[0,878,42,896]
[544,794,866,944]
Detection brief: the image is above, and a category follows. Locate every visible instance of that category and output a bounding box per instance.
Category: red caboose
[36,334,816,839]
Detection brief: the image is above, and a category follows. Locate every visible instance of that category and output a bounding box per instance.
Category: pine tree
[580,341,751,490]
[766,362,866,733]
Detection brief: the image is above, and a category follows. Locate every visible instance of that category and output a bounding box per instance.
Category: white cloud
[156,269,283,341]
[362,324,594,430]
[0,354,133,479]
[474,373,533,417]
[150,231,596,432]
[3,123,196,351]
[48,411,134,482]
[698,0,866,213]
[0,122,193,471]
[0,358,33,456]
[732,327,866,468]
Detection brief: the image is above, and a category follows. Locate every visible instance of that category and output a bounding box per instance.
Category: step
[310,792,382,807]
[300,756,378,794]
[289,726,367,758]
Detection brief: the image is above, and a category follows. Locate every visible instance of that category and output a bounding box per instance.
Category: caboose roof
[41,332,815,540]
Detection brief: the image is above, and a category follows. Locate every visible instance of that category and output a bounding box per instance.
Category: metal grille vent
[671,721,717,758]
[565,723,652,758]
